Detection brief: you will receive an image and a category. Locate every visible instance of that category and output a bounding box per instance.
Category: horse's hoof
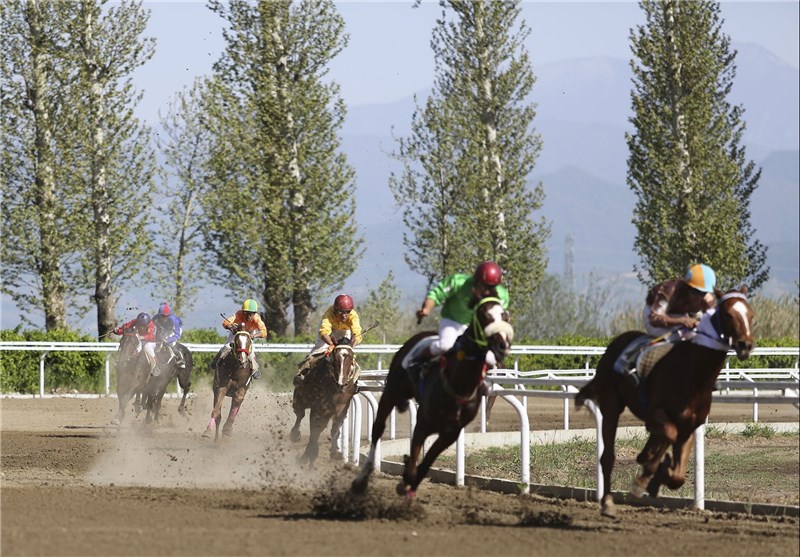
[289,429,300,443]
[646,479,662,498]
[630,478,648,498]
[177,407,186,417]
[405,489,416,500]
[351,475,369,494]
[330,450,344,462]
[395,482,411,496]
[111,418,120,426]
[201,429,213,439]
[600,500,617,519]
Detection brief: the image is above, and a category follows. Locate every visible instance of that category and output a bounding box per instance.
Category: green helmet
[242,299,258,312]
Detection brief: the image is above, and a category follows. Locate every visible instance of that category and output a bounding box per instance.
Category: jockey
[615,263,718,375]
[209,299,268,378]
[294,294,362,386]
[413,261,510,371]
[114,311,161,377]
[152,302,185,369]
[643,263,717,339]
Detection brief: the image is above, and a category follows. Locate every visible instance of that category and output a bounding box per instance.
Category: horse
[202,328,256,442]
[575,286,755,518]
[351,297,514,497]
[111,331,151,426]
[140,341,193,424]
[290,341,359,466]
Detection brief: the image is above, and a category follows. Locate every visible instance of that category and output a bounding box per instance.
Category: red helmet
[334,294,354,312]
[474,261,502,286]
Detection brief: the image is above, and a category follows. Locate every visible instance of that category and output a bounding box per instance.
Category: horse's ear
[739,284,749,295]
[502,310,510,322]
[714,287,724,299]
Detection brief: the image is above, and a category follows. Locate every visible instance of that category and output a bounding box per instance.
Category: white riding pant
[430,318,497,367]
[308,330,352,358]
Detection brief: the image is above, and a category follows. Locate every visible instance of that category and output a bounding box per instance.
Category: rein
[468,297,502,347]
[698,292,749,350]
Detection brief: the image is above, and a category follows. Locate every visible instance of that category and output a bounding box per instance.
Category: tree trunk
[28,0,67,330]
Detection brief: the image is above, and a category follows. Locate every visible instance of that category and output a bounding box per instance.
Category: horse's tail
[575,378,597,409]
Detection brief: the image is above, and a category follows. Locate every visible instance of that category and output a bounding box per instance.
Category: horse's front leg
[222,387,246,438]
[631,434,669,498]
[301,408,329,467]
[653,432,695,494]
[597,401,623,518]
[202,387,226,440]
[404,427,459,496]
[397,420,429,497]
[329,400,350,460]
[290,389,306,443]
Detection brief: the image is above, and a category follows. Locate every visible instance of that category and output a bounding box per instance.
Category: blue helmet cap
[686,264,716,293]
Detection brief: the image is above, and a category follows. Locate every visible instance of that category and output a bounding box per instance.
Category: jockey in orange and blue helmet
[643,263,717,339]
[209,299,268,378]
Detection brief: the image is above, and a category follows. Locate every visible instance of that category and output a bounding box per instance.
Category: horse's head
[471,297,514,364]
[118,331,141,364]
[328,343,356,388]
[232,330,253,366]
[714,286,755,360]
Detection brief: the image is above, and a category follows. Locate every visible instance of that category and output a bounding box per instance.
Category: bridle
[329,343,355,386]
[708,291,750,347]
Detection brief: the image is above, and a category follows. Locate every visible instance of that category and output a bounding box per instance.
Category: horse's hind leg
[290,409,305,443]
[598,401,623,518]
[631,434,669,498]
[652,433,694,494]
[202,389,225,440]
[352,389,399,493]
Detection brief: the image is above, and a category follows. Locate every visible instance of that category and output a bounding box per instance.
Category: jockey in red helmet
[413,261,510,374]
[114,311,160,376]
[294,294,363,385]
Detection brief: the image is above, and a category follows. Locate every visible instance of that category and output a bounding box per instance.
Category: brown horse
[575,287,755,517]
[352,297,514,497]
[202,330,256,442]
[141,342,193,424]
[290,341,358,466]
[111,331,150,426]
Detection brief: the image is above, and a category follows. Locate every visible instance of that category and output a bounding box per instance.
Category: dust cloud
[85,386,353,490]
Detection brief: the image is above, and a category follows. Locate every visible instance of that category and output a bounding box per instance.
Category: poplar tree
[1,0,77,330]
[391,0,548,311]
[63,0,157,338]
[627,0,768,289]
[152,79,212,316]
[203,0,360,336]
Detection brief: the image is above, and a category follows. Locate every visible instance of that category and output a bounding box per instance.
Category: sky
[2,0,798,331]
[136,0,800,122]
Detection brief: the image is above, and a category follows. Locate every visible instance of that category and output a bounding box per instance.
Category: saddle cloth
[636,342,675,379]
[401,336,438,369]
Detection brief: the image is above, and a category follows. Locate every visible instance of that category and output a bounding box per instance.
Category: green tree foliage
[202,0,361,336]
[1,0,81,330]
[390,0,549,312]
[627,0,768,290]
[61,0,157,338]
[356,270,416,344]
[151,78,212,316]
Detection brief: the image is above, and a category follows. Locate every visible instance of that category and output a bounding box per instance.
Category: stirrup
[293,374,304,386]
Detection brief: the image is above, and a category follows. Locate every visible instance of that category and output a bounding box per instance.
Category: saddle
[613,334,676,381]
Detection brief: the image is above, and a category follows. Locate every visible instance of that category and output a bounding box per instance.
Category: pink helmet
[474,261,502,286]
[334,294,354,312]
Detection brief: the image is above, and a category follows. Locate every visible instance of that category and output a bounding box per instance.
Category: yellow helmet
[242,299,258,312]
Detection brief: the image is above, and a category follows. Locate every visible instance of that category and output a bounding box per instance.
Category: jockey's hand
[325,343,335,355]
[415,309,427,325]
[114,327,122,335]
[681,316,699,330]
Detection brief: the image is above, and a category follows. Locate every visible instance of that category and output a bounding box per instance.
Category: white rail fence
[2,342,798,510]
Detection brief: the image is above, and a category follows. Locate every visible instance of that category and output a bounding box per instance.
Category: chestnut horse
[112,331,150,426]
[575,287,754,517]
[202,329,256,441]
[290,341,358,466]
[352,297,514,497]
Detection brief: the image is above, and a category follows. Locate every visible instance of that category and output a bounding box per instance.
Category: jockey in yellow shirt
[209,299,268,378]
[294,294,362,386]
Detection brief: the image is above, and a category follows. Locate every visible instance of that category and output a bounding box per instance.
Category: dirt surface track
[1,387,798,557]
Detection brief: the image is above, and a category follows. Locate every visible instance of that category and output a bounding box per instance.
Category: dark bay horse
[112,331,150,426]
[202,330,256,442]
[575,287,755,517]
[141,342,193,424]
[352,297,514,497]
[290,341,359,466]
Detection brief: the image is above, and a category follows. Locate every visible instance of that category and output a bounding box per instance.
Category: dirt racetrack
[2,386,798,557]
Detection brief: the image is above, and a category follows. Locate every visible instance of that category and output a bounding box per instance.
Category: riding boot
[173,347,185,369]
[294,357,312,386]
[249,354,261,380]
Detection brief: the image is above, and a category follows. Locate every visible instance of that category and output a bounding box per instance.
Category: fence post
[39,351,48,397]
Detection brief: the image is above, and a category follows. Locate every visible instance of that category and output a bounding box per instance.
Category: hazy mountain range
[344,42,799,302]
